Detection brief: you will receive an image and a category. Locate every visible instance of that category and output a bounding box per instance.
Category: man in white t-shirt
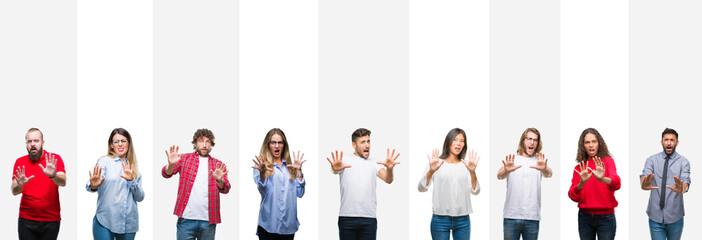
[497,128,552,240]
[326,128,400,240]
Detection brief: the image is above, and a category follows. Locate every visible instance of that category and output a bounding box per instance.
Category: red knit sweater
[568,156,621,215]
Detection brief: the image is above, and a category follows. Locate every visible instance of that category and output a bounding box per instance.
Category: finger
[515,165,521,169]
[343,165,352,169]
[300,160,307,165]
[666,186,675,191]
[387,148,390,157]
[650,186,659,189]
[394,153,400,161]
[340,151,343,160]
[223,169,229,175]
[210,169,214,176]
[39,164,45,171]
[544,158,548,165]
[574,169,581,174]
[327,157,333,165]
[27,175,34,181]
[300,152,305,161]
[333,150,337,160]
[502,160,507,166]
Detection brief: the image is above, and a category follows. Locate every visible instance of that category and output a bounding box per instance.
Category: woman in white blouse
[418,128,480,240]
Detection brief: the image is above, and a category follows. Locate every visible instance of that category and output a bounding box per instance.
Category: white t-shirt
[338,153,382,218]
[418,161,480,216]
[503,155,543,221]
[182,157,209,221]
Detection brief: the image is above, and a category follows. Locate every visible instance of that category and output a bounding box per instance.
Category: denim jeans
[18,217,60,240]
[92,216,136,240]
[430,214,470,240]
[578,211,616,240]
[176,217,216,240]
[338,217,377,240]
[649,218,684,240]
[503,218,539,240]
[257,225,295,240]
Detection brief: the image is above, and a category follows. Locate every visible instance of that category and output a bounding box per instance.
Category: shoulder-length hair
[517,128,542,157]
[576,128,611,162]
[106,128,138,179]
[259,128,295,180]
[439,128,467,160]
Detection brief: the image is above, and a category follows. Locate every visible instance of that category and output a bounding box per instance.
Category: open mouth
[363,149,369,154]
[274,149,281,155]
[118,148,125,152]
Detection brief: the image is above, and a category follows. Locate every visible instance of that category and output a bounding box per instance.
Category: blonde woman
[87,128,144,240]
[418,128,480,240]
[252,128,306,240]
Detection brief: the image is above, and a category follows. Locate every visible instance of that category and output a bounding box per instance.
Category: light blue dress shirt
[640,151,691,224]
[254,159,306,235]
[86,156,144,234]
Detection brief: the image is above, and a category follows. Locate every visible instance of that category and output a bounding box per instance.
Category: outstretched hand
[377,148,400,169]
[327,150,351,172]
[39,152,57,178]
[641,173,659,190]
[89,165,105,190]
[428,148,444,173]
[462,149,479,172]
[667,176,685,194]
[14,166,34,188]
[502,154,521,172]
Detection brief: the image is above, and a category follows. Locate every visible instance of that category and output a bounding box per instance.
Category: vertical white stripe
[77,1,153,239]
[409,0,489,239]
[561,0,629,239]
[239,1,318,239]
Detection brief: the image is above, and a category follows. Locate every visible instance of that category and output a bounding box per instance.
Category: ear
[352,141,357,149]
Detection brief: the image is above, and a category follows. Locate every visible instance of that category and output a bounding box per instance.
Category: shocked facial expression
[523,131,539,157]
[450,133,465,157]
[25,131,44,161]
[583,133,599,158]
[111,133,129,159]
[196,136,212,157]
[268,134,285,160]
[352,135,371,159]
[661,133,678,155]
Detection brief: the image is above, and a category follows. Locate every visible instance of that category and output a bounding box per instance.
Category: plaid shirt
[162,151,230,224]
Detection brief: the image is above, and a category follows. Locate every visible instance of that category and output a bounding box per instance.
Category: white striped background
[1,0,701,239]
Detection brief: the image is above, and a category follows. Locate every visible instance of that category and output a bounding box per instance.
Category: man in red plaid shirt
[162,128,231,240]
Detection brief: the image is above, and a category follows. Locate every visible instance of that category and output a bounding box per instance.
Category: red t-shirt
[12,151,65,221]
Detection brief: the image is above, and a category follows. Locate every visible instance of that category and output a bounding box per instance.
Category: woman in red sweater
[568,128,621,240]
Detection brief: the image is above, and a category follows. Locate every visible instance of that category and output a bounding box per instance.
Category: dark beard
[28,149,43,162]
[198,148,211,157]
[663,146,676,156]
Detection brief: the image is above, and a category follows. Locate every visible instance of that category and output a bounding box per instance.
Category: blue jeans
[338,217,376,240]
[578,211,616,240]
[430,214,470,240]
[503,218,539,240]
[92,216,136,240]
[649,218,684,240]
[176,217,216,240]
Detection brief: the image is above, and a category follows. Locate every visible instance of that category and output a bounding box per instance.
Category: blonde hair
[259,128,294,180]
[105,128,138,180]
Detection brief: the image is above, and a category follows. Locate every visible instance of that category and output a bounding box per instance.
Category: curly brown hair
[192,128,215,149]
[576,128,611,162]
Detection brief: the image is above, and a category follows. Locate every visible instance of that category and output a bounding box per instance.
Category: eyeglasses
[269,141,285,146]
[112,139,129,144]
[526,137,539,143]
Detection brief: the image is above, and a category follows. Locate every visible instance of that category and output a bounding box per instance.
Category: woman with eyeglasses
[418,128,480,240]
[87,128,144,240]
[251,128,306,240]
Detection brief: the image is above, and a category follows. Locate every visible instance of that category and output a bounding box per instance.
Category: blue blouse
[86,156,144,234]
[254,159,305,235]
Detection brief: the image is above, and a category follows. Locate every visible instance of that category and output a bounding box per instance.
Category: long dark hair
[440,128,467,160]
[576,128,611,162]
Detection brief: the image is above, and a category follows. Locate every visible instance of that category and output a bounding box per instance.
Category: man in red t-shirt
[11,128,66,240]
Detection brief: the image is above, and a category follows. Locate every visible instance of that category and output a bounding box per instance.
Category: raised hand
[591,156,606,181]
[210,162,229,182]
[641,173,659,190]
[165,145,181,165]
[287,150,307,172]
[14,166,34,188]
[575,161,592,184]
[327,150,351,172]
[89,165,105,190]
[428,149,444,173]
[462,149,480,172]
[502,154,521,172]
[39,152,57,178]
[530,153,548,171]
[377,148,401,169]
[120,160,134,181]
[252,155,272,173]
[667,176,685,194]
